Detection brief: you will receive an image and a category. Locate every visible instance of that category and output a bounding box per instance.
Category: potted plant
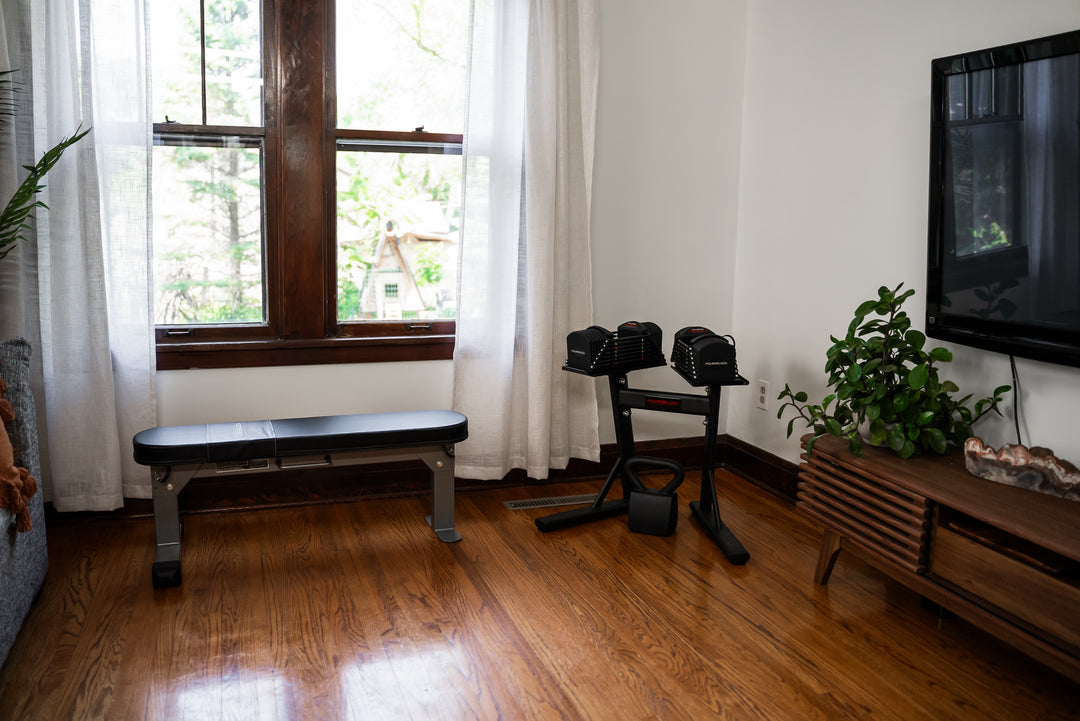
[777,283,1010,458]
[0,69,88,520]
[0,70,90,261]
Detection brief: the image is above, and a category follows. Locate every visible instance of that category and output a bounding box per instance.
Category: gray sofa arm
[0,337,48,671]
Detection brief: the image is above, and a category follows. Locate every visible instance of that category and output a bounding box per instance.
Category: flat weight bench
[133,410,468,589]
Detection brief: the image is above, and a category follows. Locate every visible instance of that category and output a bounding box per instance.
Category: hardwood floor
[1,472,1076,720]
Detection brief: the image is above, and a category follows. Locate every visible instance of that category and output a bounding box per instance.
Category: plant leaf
[899,439,915,458]
[869,418,887,445]
[926,427,947,454]
[887,425,905,452]
[0,125,91,260]
[907,364,929,390]
[854,299,878,318]
[929,347,953,362]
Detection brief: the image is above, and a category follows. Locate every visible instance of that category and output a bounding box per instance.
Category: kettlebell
[624,456,685,536]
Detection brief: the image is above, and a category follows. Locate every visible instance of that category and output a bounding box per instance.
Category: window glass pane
[205,0,263,126]
[337,150,461,321]
[150,0,203,124]
[153,140,266,324]
[336,0,468,132]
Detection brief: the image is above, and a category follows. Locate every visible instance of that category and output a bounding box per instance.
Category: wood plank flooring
[0,472,1076,720]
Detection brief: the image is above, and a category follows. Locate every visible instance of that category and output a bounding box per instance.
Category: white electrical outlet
[757,379,769,411]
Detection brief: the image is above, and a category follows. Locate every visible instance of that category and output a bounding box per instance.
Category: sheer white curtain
[0,0,155,511]
[453,0,600,480]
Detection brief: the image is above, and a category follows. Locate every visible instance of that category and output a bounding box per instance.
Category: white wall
[728,0,1080,464]
[157,361,453,426]
[589,0,749,444]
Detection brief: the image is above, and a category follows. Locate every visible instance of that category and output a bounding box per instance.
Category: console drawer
[929,524,1080,652]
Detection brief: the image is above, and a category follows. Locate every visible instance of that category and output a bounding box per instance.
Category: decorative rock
[964,438,1080,502]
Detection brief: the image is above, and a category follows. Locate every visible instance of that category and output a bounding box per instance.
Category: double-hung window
[150,0,467,369]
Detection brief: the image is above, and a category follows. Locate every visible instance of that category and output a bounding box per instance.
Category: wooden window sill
[156,335,454,370]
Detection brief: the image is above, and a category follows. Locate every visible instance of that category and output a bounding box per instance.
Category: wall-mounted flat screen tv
[926,29,1080,367]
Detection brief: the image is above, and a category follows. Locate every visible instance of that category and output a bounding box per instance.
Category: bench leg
[420,446,462,543]
[151,465,198,588]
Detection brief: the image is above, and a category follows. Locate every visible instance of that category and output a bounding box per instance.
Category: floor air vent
[504,494,597,511]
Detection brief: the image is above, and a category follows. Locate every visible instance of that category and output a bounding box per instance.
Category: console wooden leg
[814,529,842,585]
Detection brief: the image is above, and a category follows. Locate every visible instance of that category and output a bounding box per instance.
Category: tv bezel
[925,28,1080,368]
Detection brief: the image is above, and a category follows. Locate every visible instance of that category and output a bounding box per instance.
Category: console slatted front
[797,441,932,574]
[795,433,1080,682]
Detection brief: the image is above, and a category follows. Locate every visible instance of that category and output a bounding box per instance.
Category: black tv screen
[926,29,1080,367]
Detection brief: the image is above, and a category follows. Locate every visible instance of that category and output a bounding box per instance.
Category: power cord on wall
[1009,354,1022,445]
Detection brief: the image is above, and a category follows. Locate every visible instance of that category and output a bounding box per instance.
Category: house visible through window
[149,0,467,369]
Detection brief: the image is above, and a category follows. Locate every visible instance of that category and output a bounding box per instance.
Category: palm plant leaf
[0,125,92,261]
[0,69,18,122]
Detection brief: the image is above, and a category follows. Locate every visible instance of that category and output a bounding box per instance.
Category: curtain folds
[453,0,600,480]
[0,0,155,511]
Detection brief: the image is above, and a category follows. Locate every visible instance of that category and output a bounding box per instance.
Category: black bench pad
[133,410,468,466]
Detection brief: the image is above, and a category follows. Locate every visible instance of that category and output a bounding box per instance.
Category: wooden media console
[798,434,1080,682]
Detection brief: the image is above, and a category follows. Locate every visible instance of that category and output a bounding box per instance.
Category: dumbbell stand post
[536,367,750,565]
[688,383,750,564]
[533,374,635,532]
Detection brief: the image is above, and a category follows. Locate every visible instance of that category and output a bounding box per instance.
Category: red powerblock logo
[645,397,679,409]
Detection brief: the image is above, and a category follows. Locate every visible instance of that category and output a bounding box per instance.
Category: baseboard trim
[45,436,799,522]
[717,434,800,503]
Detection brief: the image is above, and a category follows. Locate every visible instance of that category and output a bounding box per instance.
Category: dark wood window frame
[153,0,458,371]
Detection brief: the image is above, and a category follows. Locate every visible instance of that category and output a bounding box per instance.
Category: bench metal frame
[149,444,460,588]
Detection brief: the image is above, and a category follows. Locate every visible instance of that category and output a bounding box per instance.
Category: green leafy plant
[0,70,91,262]
[777,283,1010,459]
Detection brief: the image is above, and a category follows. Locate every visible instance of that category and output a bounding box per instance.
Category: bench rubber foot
[152,560,182,589]
[426,516,463,542]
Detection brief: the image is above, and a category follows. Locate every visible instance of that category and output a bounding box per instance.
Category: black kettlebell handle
[623,455,685,495]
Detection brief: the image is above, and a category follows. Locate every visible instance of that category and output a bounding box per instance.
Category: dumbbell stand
[536,370,750,565]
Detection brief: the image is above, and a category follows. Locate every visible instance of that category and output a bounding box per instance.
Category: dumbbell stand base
[690,500,750,564]
[534,498,629,531]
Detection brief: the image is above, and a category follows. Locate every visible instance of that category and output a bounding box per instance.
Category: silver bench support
[150,444,461,588]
